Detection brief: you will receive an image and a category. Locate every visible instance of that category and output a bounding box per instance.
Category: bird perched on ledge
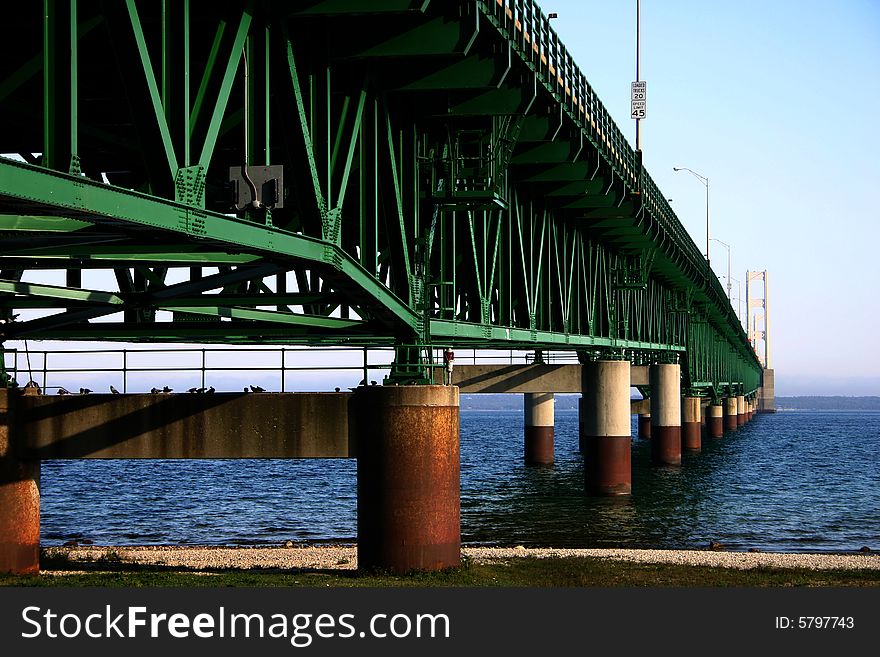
[79,387,92,395]
[57,387,71,395]
[250,385,265,393]
[162,386,173,393]
[150,387,161,394]
[109,385,120,394]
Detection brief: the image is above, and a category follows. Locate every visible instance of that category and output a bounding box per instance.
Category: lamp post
[727,276,743,329]
[730,278,745,328]
[635,0,641,150]
[710,237,732,301]
[672,167,709,267]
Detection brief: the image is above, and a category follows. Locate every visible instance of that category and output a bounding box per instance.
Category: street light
[710,237,732,301]
[672,167,709,267]
[727,276,743,329]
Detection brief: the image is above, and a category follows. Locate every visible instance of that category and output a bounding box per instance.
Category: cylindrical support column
[354,385,460,573]
[0,389,40,575]
[581,360,631,495]
[708,404,724,439]
[649,363,681,465]
[682,397,702,451]
[724,397,738,431]
[736,395,746,426]
[524,392,554,464]
[578,397,587,453]
[637,412,651,439]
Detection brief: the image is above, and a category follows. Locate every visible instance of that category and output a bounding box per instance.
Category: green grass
[2,553,878,587]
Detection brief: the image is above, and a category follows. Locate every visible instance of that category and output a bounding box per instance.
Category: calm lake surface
[40,409,880,553]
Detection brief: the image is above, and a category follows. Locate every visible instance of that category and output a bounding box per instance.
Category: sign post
[633,0,642,150]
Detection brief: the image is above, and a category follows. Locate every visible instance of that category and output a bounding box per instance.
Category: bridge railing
[1,346,397,394]
[484,0,732,320]
[1,346,587,394]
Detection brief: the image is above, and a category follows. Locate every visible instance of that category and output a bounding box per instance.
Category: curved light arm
[673,166,708,186]
[674,166,711,264]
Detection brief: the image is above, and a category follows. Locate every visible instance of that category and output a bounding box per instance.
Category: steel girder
[0,0,763,395]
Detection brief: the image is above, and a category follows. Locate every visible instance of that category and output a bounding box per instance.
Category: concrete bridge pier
[524,392,554,464]
[736,395,746,426]
[649,364,681,465]
[580,360,631,495]
[682,397,702,451]
[354,385,460,573]
[0,389,40,575]
[637,412,652,439]
[724,397,738,432]
[708,404,724,438]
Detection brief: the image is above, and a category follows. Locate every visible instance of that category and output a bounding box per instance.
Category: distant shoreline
[460,395,880,412]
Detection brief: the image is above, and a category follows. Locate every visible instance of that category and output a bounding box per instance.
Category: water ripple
[39,409,880,553]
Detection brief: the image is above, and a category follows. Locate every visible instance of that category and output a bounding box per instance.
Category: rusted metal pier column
[0,388,40,574]
[581,360,631,495]
[524,392,554,464]
[724,397,739,432]
[578,397,587,453]
[682,396,702,451]
[708,403,724,439]
[736,394,746,426]
[637,412,652,439]
[650,363,681,465]
[354,385,460,573]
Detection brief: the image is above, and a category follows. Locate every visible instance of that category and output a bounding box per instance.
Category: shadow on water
[38,409,880,553]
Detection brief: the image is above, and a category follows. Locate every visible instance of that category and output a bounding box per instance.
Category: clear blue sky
[543,0,880,395]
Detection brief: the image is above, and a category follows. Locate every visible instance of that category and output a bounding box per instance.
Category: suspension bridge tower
[746,270,774,412]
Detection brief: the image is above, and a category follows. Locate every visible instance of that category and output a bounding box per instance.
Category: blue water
[40,410,880,553]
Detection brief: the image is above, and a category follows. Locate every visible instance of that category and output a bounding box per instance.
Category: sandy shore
[42,545,879,572]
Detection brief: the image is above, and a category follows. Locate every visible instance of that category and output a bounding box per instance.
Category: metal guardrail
[483,0,755,358]
[481,2,732,303]
[1,346,391,394]
[1,346,576,393]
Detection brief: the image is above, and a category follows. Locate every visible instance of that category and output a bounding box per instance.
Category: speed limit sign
[631,81,646,119]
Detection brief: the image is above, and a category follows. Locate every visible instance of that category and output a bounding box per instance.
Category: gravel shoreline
[43,545,879,572]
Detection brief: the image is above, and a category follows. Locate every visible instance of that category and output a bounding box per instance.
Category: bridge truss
[0,0,762,399]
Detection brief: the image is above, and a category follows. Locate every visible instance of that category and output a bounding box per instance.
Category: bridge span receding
[0,0,769,574]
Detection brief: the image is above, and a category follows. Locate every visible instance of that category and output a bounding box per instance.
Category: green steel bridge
[0,0,763,401]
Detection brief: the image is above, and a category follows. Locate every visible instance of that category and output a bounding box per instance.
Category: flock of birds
[56,384,270,395]
[24,380,379,395]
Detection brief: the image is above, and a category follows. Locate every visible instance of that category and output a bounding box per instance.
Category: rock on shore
[42,545,880,572]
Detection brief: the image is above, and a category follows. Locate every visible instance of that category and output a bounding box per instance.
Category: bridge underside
[0,1,771,576]
[0,0,762,401]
